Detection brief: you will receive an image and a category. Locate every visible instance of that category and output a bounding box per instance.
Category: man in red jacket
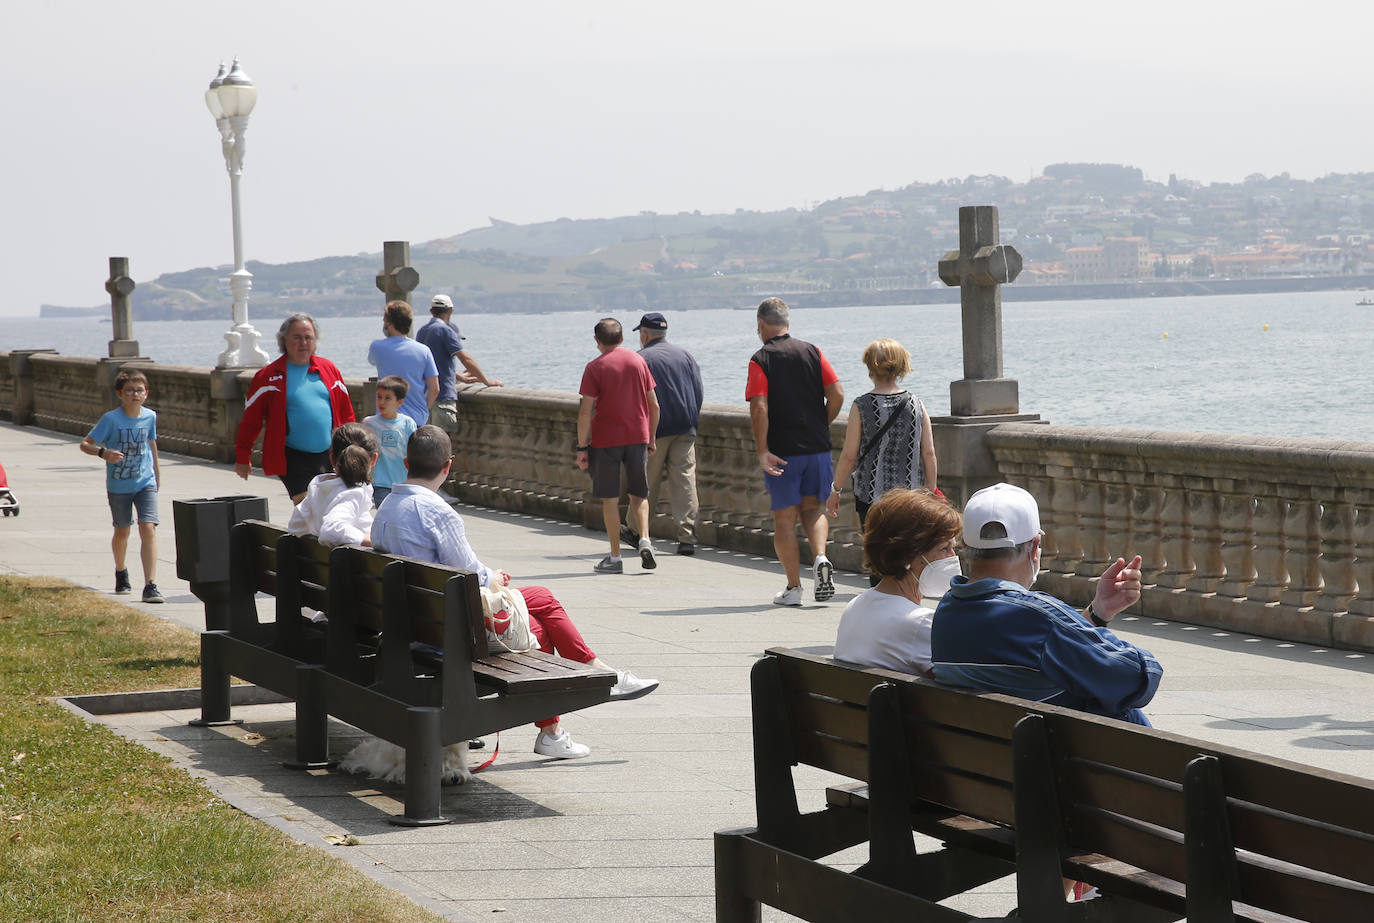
[233,314,356,503]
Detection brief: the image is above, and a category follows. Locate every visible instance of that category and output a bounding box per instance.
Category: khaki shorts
[429,400,458,430]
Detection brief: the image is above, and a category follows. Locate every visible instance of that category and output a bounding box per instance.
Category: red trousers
[517,585,596,729]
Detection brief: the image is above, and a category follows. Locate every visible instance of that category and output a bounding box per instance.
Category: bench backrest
[228,521,331,650]
[226,520,487,686]
[845,650,1374,920]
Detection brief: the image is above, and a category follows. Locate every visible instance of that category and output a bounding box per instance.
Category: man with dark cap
[622,312,704,556]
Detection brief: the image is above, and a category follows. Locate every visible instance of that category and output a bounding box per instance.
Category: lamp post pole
[206,59,270,369]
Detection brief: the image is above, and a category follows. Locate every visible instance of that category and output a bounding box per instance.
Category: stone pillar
[376,241,419,307]
[8,349,58,425]
[932,206,1041,503]
[105,257,141,358]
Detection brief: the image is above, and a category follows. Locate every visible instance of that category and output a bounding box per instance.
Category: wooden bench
[193,520,616,825]
[715,647,1374,922]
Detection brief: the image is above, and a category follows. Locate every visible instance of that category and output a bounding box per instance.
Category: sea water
[4,291,1370,441]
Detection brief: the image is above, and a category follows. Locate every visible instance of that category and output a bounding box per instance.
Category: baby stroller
[0,461,18,517]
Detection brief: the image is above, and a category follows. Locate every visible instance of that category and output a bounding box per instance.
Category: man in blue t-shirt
[416,294,503,432]
[930,483,1162,726]
[367,300,439,427]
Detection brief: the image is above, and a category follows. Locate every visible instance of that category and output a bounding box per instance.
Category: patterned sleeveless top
[852,391,924,504]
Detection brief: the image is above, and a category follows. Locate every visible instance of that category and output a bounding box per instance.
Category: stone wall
[445,386,861,568]
[5,350,1373,651]
[988,424,1374,651]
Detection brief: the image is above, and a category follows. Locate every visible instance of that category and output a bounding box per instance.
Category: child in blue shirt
[81,368,163,602]
[363,375,417,508]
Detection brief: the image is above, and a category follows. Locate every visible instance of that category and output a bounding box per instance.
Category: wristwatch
[97,447,106,459]
[1086,603,1109,628]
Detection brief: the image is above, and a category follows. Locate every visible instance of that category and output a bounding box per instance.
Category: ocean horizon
[4,290,1369,443]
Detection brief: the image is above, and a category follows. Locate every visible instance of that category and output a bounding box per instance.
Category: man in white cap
[930,482,1162,726]
[416,294,503,432]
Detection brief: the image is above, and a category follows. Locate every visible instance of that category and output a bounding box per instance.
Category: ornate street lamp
[205,59,270,368]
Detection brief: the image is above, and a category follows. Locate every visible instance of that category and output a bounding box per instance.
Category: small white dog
[339,736,472,786]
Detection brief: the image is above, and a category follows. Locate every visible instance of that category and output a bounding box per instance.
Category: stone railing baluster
[1279,491,1322,609]
[1314,491,1357,613]
[1154,481,1196,591]
[1215,486,1257,600]
[1244,492,1288,604]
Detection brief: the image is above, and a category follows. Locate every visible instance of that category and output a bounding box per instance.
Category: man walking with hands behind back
[624,312,704,556]
[746,297,844,606]
[577,318,660,574]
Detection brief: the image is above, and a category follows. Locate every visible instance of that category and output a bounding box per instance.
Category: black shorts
[588,444,649,499]
[280,446,332,498]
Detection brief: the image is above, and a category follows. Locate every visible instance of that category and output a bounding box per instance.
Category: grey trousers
[628,432,698,544]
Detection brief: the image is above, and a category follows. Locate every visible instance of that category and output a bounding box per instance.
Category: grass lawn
[0,577,445,923]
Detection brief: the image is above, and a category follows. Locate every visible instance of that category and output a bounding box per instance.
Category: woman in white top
[833,488,962,677]
[287,422,377,547]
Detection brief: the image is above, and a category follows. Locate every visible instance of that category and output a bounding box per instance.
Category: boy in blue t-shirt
[81,369,163,603]
[363,375,417,508]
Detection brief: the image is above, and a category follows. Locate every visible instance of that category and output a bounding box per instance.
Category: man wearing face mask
[833,489,962,677]
[930,483,1161,726]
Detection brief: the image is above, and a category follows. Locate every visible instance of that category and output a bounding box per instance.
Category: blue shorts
[109,486,159,529]
[764,451,834,511]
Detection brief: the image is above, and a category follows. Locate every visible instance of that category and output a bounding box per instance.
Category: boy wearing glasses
[81,368,163,603]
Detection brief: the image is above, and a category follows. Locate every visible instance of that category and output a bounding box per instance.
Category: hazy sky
[2,1,1369,318]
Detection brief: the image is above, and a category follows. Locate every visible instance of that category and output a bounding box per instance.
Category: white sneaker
[533,729,590,759]
[773,585,803,607]
[609,669,660,701]
[813,556,835,601]
[639,539,657,570]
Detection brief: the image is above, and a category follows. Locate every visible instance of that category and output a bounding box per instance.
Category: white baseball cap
[431,294,454,309]
[962,483,1043,548]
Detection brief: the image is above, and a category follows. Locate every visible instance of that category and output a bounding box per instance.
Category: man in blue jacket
[931,483,1162,725]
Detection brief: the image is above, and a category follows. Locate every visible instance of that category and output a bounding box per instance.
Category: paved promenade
[4,419,1374,921]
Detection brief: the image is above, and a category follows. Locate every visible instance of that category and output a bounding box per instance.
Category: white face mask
[918,554,962,603]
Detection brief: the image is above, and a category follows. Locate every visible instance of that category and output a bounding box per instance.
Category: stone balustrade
[5,350,1372,651]
[446,385,861,567]
[987,424,1374,650]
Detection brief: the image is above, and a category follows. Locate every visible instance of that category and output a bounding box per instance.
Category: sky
[2,0,1371,318]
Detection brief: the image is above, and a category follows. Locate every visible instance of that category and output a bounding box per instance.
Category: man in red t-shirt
[577,318,661,574]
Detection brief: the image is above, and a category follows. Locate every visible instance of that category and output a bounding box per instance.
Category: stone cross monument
[105,257,140,358]
[931,204,1040,506]
[376,240,419,307]
[938,205,1024,415]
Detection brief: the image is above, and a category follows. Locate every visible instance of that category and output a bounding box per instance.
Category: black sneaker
[676,542,696,556]
[114,570,132,595]
[142,583,165,604]
[619,525,640,546]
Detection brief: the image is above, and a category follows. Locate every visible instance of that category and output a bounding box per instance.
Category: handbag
[854,395,915,467]
[479,583,539,652]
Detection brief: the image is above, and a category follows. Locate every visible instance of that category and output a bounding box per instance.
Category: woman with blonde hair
[833,488,962,676]
[827,338,939,583]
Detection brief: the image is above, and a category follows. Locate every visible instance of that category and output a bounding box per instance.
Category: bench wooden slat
[908,720,1015,785]
[1061,757,1186,835]
[1233,850,1374,920]
[473,650,615,694]
[1226,798,1374,889]
[793,735,868,782]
